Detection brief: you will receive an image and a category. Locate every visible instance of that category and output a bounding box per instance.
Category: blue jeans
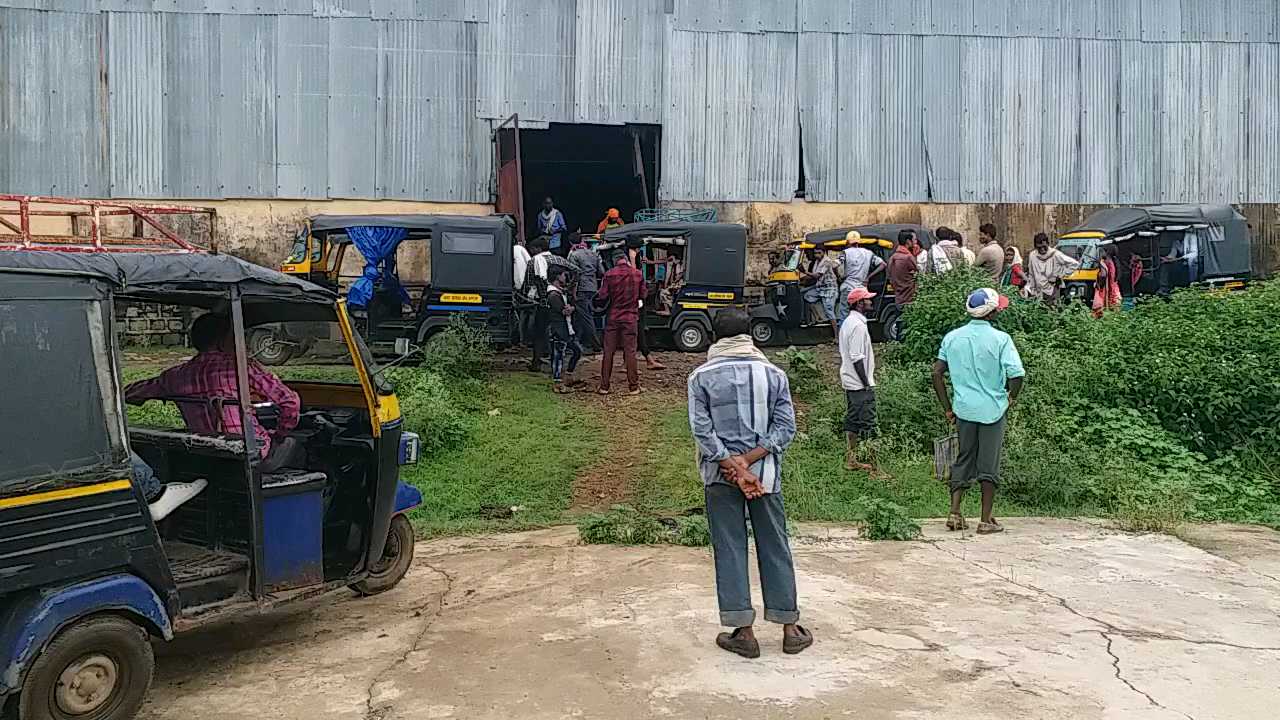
[704,483,799,627]
[550,336,582,383]
[130,452,162,502]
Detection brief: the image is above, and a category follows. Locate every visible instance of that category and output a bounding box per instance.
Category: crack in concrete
[1101,630,1195,720]
[926,540,1279,720]
[363,561,456,720]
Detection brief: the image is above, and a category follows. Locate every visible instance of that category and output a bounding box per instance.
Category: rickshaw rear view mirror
[394,337,412,357]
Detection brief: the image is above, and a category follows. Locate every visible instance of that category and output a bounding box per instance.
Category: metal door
[494,114,524,241]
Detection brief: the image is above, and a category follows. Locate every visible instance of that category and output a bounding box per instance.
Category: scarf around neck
[706,334,770,363]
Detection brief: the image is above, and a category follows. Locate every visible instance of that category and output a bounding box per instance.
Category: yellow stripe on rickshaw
[0,479,132,511]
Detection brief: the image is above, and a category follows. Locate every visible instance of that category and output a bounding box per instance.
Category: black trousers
[530,307,550,368]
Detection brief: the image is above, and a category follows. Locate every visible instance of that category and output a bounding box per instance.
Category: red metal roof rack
[0,195,217,254]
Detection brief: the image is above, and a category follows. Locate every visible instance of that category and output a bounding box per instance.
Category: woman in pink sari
[1092,245,1122,317]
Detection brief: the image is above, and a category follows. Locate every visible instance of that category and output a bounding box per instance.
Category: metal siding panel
[327,17,378,197]
[1140,0,1182,41]
[797,32,837,201]
[799,0,850,33]
[1199,42,1245,202]
[959,36,1002,202]
[997,37,1043,202]
[370,0,488,21]
[659,28,702,200]
[315,0,373,17]
[749,32,797,198]
[1078,38,1118,202]
[1156,42,1200,202]
[377,20,483,201]
[107,11,164,197]
[1180,0,1226,41]
[1245,43,1280,201]
[573,0,665,125]
[837,33,878,202]
[42,12,107,196]
[162,11,220,197]
[970,0,1009,37]
[880,34,927,201]
[922,34,961,202]
[477,0,575,122]
[1006,0,1048,38]
[1039,37,1080,203]
[276,14,328,198]
[218,14,277,197]
[928,0,972,35]
[1118,40,1159,203]
[674,0,796,33]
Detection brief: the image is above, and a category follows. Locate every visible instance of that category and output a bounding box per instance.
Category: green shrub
[673,514,712,547]
[422,314,493,380]
[577,505,667,545]
[386,367,470,456]
[853,498,921,541]
[777,346,824,402]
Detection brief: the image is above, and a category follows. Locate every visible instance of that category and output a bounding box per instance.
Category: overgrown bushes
[389,315,494,458]
[577,505,711,546]
[843,269,1280,530]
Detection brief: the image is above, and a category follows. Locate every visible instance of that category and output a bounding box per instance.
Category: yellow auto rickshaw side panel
[289,382,368,409]
[767,271,800,282]
[1064,268,1099,282]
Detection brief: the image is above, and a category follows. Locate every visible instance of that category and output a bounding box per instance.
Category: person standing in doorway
[1024,232,1080,305]
[596,207,625,233]
[595,253,645,395]
[931,288,1025,535]
[839,288,879,474]
[687,307,809,658]
[538,197,567,256]
[837,231,885,321]
[975,223,1005,281]
[546,267,582,392]
[567,235,605,352]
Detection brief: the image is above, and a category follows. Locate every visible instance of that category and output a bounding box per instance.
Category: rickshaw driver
[126,314,305,472]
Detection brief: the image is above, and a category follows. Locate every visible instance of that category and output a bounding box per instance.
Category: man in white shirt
[513,236,531,294]
[916,236,954,275]
[839,287,879,474]
[837,231,885,321]
[524,236,553,371]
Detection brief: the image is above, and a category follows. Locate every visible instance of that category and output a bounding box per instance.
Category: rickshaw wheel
[881,307,903,343]
[350,515,416,596]
[19,616,153,720]
[248,327,293,366]
[750,319,777,346]
[673,322,710,353]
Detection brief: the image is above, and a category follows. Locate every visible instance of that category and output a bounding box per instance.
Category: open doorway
[518,123,660,239]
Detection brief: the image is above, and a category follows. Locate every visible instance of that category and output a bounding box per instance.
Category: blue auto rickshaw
[0,250,422,720]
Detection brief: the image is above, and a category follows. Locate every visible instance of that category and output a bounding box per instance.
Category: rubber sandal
[716,628,760,659]
[783,625,814,655]
[976,520,1004,535]
[597,388,611,395]
[946,513,968,531]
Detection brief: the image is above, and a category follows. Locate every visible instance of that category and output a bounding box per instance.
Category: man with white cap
[839,287,880,474]
[931,288,1025,534]
[836,230,885,321]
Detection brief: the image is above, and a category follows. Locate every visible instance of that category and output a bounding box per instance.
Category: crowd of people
[515,198,679,395]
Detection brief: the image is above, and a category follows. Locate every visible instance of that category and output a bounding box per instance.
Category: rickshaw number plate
[441,293,482,303]
[707,292,735,300]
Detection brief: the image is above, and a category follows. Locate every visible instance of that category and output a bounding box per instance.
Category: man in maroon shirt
[888,229,922,307]
[595,254,646,395]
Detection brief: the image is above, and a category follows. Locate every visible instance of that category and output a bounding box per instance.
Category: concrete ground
[139,519,1280,720]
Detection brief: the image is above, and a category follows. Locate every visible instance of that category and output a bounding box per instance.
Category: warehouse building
[2,0,1278,274]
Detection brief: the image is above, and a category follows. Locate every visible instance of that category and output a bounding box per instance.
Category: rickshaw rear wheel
[673,322,710,353]
[19,616,153,720]
[880,306,903,343]
[248,327,294,366]
[750,319,778,346]
[350,515,416,596]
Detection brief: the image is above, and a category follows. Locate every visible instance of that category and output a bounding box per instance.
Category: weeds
[423,314,493,380]
[852,498,922,541]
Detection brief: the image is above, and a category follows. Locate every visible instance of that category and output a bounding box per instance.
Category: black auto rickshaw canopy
[309,213,516,291]
[601,221,747,289]
[1063,205,1251,279]
[803,223,937,251]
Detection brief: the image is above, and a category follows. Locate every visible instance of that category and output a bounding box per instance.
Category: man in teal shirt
[931,288,1025,534]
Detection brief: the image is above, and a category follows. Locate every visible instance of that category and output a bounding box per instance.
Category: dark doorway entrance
[519,123,660,240]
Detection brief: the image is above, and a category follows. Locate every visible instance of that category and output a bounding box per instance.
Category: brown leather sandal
[715,628,760,659]
[783,625,814,655]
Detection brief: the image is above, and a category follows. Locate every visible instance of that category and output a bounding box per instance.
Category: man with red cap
[839,287,880,474]
[931,288,1025,534]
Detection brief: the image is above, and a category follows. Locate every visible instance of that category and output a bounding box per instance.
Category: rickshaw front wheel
[19,616,153,720]
[350,515,416,596]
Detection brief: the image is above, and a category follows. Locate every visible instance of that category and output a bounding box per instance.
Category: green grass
[631,402,1049,524]
[403,373,604,537]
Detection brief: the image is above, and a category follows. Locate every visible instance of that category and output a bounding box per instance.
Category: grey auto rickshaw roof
[0,251,337,322]
[1064,205,1245,238]
[309,214,514,237]
[601,221,747,247]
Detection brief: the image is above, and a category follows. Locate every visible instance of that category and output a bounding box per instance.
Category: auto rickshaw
[1057,205,1252,304]
[751,223,935,345]
[0,251,422,720]
[271,214,518,362]
[597,222,748,352]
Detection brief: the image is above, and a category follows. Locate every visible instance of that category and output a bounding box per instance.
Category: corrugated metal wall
[4,0,1280,205]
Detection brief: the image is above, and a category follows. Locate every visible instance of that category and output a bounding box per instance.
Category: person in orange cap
[839,287,880,474]
[597,208,625,233]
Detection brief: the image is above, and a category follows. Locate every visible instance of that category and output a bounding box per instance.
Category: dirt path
[566,351,699,509]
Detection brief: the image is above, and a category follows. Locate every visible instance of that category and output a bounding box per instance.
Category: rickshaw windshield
[351,328,394,396]
[1058,240,1100,270]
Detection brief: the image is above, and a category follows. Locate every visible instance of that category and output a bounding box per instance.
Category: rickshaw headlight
[399,432,421,465]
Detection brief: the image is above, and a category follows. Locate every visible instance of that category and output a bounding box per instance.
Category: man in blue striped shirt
[687,308,811,658]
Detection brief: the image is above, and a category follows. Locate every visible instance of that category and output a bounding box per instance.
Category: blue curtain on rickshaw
[346,226,409,308]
